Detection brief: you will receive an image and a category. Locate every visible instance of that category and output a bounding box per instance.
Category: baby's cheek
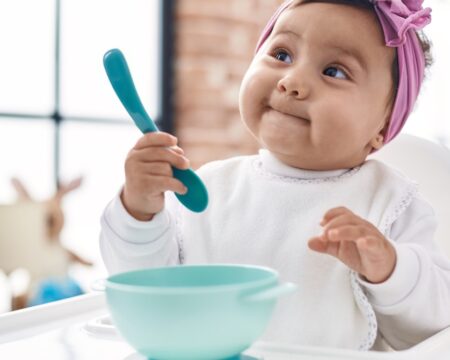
[240,72,262,102]
[240,78,262,118]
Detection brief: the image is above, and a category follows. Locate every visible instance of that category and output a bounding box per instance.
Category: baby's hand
[121,132,190,221]
[308,207,396,284]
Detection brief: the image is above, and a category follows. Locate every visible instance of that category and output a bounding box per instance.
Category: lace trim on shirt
[380,182,419,235]
[251,158,362,184]
[350,271,378,350]
[175,209,185,264]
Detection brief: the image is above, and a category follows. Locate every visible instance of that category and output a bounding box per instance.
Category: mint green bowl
[104,264,296,360]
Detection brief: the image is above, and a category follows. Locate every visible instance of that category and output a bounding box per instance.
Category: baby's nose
[277,73,311,99]
[278,83,300,97]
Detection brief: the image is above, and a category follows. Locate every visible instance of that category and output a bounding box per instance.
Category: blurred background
[0,0,448,312]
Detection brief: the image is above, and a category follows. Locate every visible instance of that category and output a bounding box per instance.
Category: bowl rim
[105,264,279,294]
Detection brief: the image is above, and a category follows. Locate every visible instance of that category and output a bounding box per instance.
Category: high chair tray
[0,293,449,359]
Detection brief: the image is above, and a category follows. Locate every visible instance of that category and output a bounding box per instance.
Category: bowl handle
[241,282,297,303]
[90,279,106,292]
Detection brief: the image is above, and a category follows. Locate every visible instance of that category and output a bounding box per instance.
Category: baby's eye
[273,49,293,64]
[323,66,347,79]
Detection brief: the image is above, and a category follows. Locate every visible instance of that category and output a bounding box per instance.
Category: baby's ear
[370,119,389,150]
[370,133,384,150]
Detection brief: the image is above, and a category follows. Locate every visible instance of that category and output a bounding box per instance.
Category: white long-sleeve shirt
[100,150,450,350]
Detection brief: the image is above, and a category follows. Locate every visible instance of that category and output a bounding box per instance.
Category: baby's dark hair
[291,0,433,105]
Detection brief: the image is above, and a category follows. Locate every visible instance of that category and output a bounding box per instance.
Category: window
[0,0,174,283]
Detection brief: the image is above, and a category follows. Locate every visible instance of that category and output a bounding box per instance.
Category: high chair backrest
[370,134,450,258]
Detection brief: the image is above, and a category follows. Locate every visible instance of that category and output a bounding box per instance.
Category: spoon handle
[103,49,158,133]
[103,49,208,213]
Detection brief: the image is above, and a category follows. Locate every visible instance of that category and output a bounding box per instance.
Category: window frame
[0,0,175,188]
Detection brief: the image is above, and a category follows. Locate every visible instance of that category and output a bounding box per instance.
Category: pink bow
[371,0,431,46]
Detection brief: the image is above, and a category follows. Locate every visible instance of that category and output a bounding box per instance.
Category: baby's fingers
[308,236,328,253]
[143,162,173,177]
[134,147,190,170]
[356,236,387,258]
[327,225,366,242]
[308,235,340,257]
[149,175,187,195]
[320,206,354,226]
[322,214,361,234]
[170,145,185,155]
[134,132,177,150]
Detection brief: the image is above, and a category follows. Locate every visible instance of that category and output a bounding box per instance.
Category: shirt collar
[259,149,351,180]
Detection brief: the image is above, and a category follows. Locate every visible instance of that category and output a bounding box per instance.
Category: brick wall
[174,0,284,169]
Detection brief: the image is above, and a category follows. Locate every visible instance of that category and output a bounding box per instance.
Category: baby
[100,0,450,351]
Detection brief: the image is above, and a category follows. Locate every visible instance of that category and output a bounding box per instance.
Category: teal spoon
[103,48,208,213]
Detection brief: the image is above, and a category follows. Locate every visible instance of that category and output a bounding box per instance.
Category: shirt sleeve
[99,190,181,275]
[357,193,450,350]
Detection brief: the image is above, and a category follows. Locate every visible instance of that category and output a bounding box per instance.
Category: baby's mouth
[266,106,310,124]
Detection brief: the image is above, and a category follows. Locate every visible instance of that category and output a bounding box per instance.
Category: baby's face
[239,2,396,170]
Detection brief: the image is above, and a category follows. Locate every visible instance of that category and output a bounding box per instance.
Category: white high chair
[367,133,450,356]
[370,133,450,258]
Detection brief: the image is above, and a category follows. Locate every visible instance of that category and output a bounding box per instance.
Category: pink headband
[255,0,432,144]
